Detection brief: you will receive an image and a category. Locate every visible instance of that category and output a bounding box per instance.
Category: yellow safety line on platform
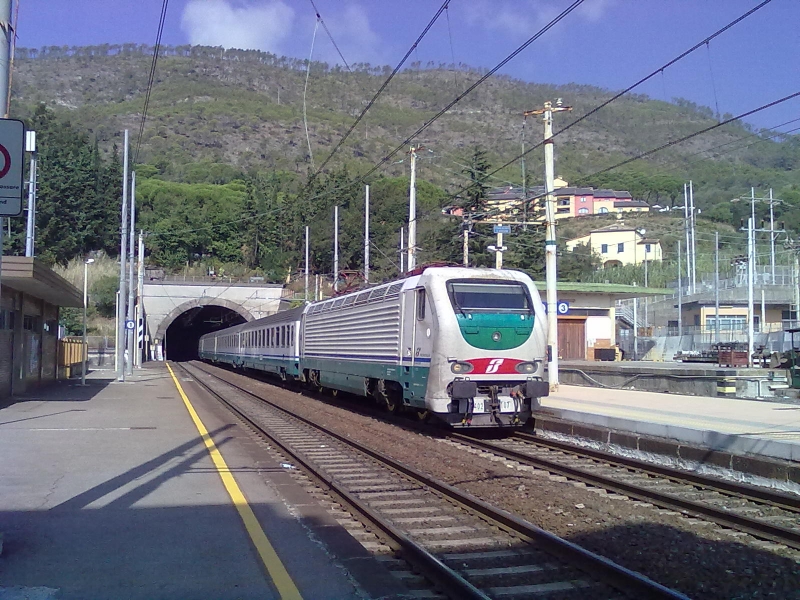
[166,363,303,600]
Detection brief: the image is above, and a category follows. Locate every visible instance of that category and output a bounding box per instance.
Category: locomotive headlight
[450,361,474,374]
[515,361,538,374]
[491,331,502,342]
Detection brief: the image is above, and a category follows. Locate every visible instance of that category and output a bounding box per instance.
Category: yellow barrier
[59,338,87,378]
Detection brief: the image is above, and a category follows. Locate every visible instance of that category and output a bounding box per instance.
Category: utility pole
[399,227,405,274]
[524,100,571,390]
[304,225,309,302]
[714,232,720,344]
[495,231,504,269]
[677,241,683,338]
[408,146,418,271]
[521,113,528,228]
[364,185,369,284]
[0,0,12,308]
[769,188,776,284]
[333,205,339,291]
[24,130,36,256]
[117,129,129,381]
[125,171,136,377]
[689,180,696,294]
[747,217,755,367]
[462,218,470,267]
[136,230,144,367]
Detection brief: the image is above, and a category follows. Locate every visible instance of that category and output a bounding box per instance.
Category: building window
[580,197,587,203]
[645,244,651,253]
[578,207,589,215]
[617,242,624,253]
[598,207,609,214]
[601,244,608,254]
[706,316,747,331]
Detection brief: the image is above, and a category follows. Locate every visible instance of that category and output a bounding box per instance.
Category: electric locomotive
[199,266,549,427]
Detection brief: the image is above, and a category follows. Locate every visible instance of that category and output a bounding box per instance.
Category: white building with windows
[566,224,663,269]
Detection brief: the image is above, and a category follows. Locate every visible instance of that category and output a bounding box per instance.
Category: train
[198,266,549,427]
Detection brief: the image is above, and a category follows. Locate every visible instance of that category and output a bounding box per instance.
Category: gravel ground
[208,364,800,600]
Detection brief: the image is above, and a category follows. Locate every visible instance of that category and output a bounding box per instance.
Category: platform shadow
[565,521,800,599]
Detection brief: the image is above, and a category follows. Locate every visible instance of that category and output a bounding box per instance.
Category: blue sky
[16,0,800,130]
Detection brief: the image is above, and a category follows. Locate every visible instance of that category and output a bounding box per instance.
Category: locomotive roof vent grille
[333,297,345,308]
[355,291,371,305]
[368,287,388,302]
[343,296,356,307]
[386,282,404,297]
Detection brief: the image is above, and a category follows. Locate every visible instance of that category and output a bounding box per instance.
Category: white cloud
[181,0,295,53]
[313,4,384,66]
[465,0,615,38]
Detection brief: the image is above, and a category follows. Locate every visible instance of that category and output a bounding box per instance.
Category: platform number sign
[557,301,570,315]
[0,119,25,217]
[125,320,136,331]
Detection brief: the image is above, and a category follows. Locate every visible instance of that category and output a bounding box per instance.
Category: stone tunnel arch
[157,298,253,361]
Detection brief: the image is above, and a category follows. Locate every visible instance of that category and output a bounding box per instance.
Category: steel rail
[176,361,488,600]
[515,431,800,512]
[184,361,688,600]
[448,431,800,550]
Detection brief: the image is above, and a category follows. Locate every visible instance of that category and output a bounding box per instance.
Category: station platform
[537,384,800,476]
[0,364,405,600]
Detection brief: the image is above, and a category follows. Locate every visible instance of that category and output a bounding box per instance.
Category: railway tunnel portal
[142,278,288,361]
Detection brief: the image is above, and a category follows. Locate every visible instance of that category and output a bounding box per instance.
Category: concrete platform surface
[540,385,800,462]
[0,365,399,600]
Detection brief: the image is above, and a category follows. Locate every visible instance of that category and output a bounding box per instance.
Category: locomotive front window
[447,281,532,313]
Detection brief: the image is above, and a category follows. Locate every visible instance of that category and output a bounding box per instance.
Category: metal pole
[714,231,720,344]
[400,227,405,274]
[683,183,690,295]
[795,253,800,328]
[748,217,755,366]
[81,260,89,385]
[689,180,696,294]
[644,255,649,329]
[543,102,559,389]
[304,225,309,301]
[117,130,129,380]
[114,290,119,372]
[521,115,527,228]
[364,185,369,284]
[333,205,339,291]
[408,147,417,271]
[125,171,135,376]
[677,241,683,338]
[315,274,319,301]
[463,220,469,267]
[25,131,36,256]
[632,296,638,360]
[495,231,503,269]
[769,188,776,284]
[136,231,144,366]
[761,289,766,333]
[0,0,12,308]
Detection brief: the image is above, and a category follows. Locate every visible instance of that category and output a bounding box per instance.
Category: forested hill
[9,44,799,212]
[4,45,799,286]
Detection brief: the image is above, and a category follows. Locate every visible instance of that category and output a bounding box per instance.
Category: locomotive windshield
[447,281,532,313]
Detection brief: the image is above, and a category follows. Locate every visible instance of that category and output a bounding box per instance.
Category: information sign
[125,320,135,331]
[493,224,511,234]
[557,301,570,315]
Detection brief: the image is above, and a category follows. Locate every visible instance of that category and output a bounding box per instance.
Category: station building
[533,281,667,360]
[0,256,82,399]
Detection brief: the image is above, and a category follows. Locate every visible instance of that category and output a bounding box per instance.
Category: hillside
[10,45,800,212]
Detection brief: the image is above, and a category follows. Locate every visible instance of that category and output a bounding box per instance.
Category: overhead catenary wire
[313,0,452,176]
[477,90,800,221]
[303,16,320,169]
[452,0,776,203]
[308,0,353,73]
[134,0,170,163]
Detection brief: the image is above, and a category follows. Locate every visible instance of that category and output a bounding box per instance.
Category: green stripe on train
[456,312,534,350]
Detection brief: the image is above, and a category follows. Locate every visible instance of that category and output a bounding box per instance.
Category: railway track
[178,361,686,600]
[445,430,800,552]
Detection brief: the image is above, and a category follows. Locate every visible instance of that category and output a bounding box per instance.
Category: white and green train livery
[199,267,549,427]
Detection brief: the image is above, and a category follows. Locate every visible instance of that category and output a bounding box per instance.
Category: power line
[313,1,451,175]
[459,0,776,202]
[308,0,353,72]
[134,0,170,164]
[355,0,587,183]
[478,91,800,221]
